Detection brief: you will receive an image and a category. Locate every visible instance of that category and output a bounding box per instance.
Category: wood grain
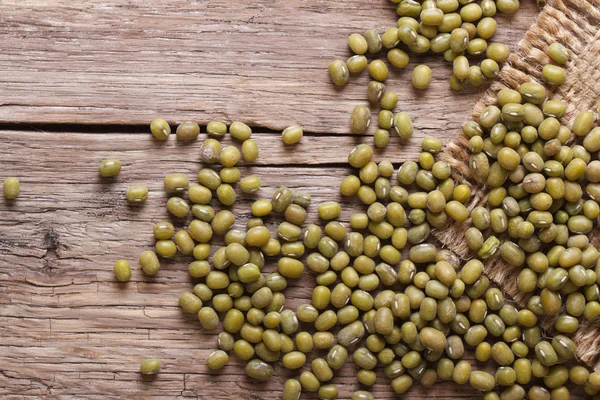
[0,0,537,134]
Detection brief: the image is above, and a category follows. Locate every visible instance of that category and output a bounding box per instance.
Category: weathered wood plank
[0,0,538,133]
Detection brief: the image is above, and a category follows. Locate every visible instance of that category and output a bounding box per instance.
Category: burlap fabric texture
[433,0,600,370]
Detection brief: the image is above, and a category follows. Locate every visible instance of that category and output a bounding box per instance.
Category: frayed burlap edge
[434,0,600,369]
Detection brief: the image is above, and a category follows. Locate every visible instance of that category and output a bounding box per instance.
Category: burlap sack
[433,0,600,370]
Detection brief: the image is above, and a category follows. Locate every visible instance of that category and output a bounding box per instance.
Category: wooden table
[0,1,551,398]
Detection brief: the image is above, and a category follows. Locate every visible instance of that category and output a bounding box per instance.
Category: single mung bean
[367,81,385,103]
[140,358,160,375]
[114,259,131,282]
[374,129,389,147]
[486,43,510,63]
[450,29,469,53]
[139,251,160,275]
[166,197,189,218]
[466,38,488,56]
[245,359,273,381]
[282,351,307,370]
[199,138,221,163]
[228,121,252,141]
[156,240,177,258]
[150,118,170,140]
[388,48,410,68]
[241,139,258,162]
[368,60,388,82]
[412,65,432,89]
[207,350,229,370]
[272,186,293,212]
[420,7,443,25]
[187,185,211,204]
[348,144,374,169]
[460,3,482,21]
[431,33,451,53]
[470,371,496,391]
[164,173,189,193]
[282,379,302,400]
[422,136,442,153]
[126,185,148,203]
[318,202,341,220]
[547,42,569,65]
[281,125,303,144]
[220,146,241,168]
[364,29,382,53]
[205,121,227,138]
[453,360,471,384]
[300,371,320,392]
[535,341,558,367]
[394,112,413,138]
[477,17,497,39]
[239,175,261,194]
[542,64,566,86]
[329,60,349,86]
[216,184,236,206]
[350,105,371,134]
[176,121,200,141]
[197,168,221,190]
[348,33,368,54]
[98,158,121,177]
[467,66,485,86]
[380,91,399,110]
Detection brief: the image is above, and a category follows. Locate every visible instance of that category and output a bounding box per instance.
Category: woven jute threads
[434,0,600,369]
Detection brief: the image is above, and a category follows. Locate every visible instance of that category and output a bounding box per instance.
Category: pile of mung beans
[107,38,600,399]
[459,42,600,397]
[329,0,516,149]
[336,119,600,399]
[329,0,515,90]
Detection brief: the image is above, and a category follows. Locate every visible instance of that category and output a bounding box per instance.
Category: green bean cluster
[318,39,600,399]
[330,0,515,90]
[335,134,598,399]
[110,38,600,399]
[328,0,518,148]
[114,120,324,390]
[457,43,600,396]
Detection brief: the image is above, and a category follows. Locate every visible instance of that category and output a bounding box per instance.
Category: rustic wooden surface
[0,0,566,398]
[1,0,536,134]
